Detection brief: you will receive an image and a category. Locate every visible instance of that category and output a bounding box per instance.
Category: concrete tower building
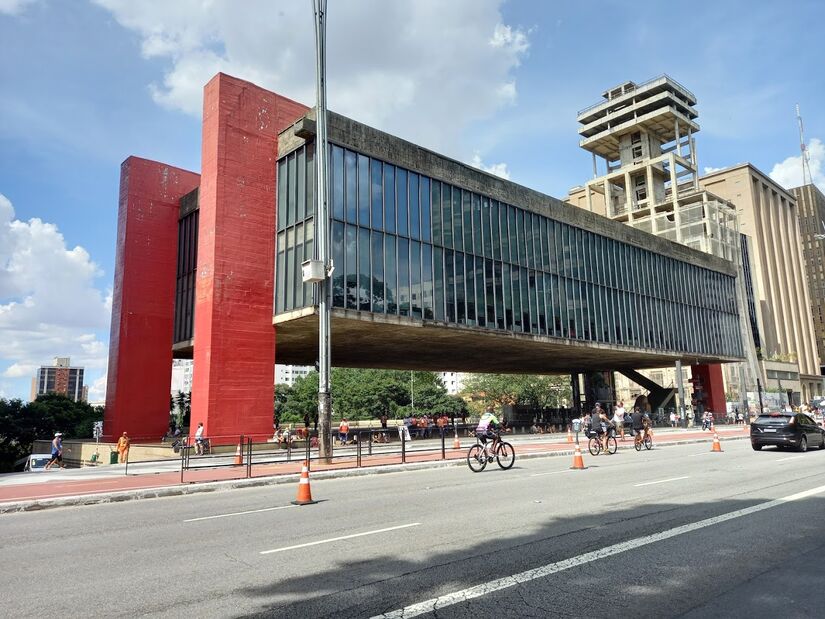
[571,76,739,262]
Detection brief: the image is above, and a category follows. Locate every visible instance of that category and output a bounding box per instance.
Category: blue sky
[1,0,824,401]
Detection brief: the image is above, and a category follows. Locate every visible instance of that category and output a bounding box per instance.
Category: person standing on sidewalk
[45,432,64,470]
[194,422,205,455]
[614,401,626,440]
[117,432,130,463]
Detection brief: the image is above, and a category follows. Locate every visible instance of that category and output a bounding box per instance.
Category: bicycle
[467,431,515,472]
[634,429,652,451]
[586,429,617,456]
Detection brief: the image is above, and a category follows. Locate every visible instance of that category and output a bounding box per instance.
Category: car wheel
[798,436,808,453]
[820,432,825,450]
[751,444,762,451]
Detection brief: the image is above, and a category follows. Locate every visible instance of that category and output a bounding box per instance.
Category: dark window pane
[526,213,535,268]
[371,159,383,231]
[475,257,485,327]
[540,217,549,270]
[277,160,287,231]
[434,247,445,321]
[492,201,502,261]
[445,249,455,322]
[485,259,495,327]
[332,145,344,221]
[495,261,504,329]
[411,240,422,318]
[410,173,420,240]
[396,168,408,237]
[442,185,453,249]
[508,205,517,264]
[452,187,463,252]
[421,177,432,243]
[385,235,397,314]
[466,254,476,325]
[456,252,466,324]
[306,142,315,219]
[276,233,286,313]
[332,221,345,307]
[398,237,410,316]
[384,163,396,233]
[345,224,357,309]
[297,147,306,222]
[503,262,513,330]
[529,270,539,333]
[422,243,433,319]
[287,152,297,227]
[520,266,530,332]
[345,149,357,224]
[371,231,385,313]
[463,190,473,254]
[516,210,525,266]
[358,227,370,311]
[481,198,492,259]
[472,193,482,257]
[358,154,370,226]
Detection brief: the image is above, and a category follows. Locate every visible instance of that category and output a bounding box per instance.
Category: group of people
[582,402,652,454]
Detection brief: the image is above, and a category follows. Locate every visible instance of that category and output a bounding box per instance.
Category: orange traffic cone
[233,440,243,466]
[711,432,723,452]
[570,443,586,470]
[567,428,574,444]
[291,461,317,505]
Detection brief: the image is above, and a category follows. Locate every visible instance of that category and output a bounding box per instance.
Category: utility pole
[312,0,332,462]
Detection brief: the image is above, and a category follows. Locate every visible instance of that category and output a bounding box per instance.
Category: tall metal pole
[312,0,332,461]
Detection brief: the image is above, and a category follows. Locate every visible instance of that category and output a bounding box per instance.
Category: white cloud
[469,153,511,180]
[0,0,36,15]
[769,138,825,193]
[0,193,110,396]
[93,0,530,157]
[87,373,107,403]
[704,166,723,175]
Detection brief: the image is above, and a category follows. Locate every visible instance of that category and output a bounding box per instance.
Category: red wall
[690,363,726,417]
[104,157,200,440]
[190,73,307,441]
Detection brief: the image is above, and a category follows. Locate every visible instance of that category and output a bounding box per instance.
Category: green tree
[463,373,571,410]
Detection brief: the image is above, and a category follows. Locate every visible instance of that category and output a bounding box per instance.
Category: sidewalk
[0,426,749,513]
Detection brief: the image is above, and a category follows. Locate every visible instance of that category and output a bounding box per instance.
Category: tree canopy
[0,394,103,472]
[462,373,571,410]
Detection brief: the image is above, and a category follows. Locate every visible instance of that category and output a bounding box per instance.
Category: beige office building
[791,183,825,373]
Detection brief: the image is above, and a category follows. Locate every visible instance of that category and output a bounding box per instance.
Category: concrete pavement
[1,438,824,617]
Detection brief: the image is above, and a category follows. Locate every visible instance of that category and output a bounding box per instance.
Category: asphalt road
[2,439,824,618]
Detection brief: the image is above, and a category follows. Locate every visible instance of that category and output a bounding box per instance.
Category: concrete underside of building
[274,308,736,373]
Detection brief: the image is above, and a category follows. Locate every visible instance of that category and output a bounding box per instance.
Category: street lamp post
[312,0,332,462]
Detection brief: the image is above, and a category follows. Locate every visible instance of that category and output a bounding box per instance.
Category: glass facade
[276,142,743,359]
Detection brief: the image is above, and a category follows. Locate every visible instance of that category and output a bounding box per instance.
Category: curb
[0,435,749,514]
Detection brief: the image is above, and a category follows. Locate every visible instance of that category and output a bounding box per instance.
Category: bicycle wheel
[495,441,515,470]
[588,437,600,456]
[634,436,642,451]
[644,436,653,450]
[607,436,617,454]
[467,445,487,472]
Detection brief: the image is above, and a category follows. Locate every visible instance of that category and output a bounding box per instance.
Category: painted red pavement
[0,428,746,503]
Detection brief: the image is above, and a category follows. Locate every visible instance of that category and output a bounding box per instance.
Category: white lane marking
[529,470,573,477]
[688,452,713,457]
[633,476,690,487]
[184,504,297,523]
[775,455,805,463]
[372,484,825,619]
[260,522,421,555]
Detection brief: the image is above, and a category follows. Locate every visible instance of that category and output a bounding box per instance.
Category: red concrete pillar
[190,73,307,441]
[104,157,200,441]
[690,363,727,419]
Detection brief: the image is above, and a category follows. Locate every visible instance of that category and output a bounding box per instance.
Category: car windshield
[754,414,792,425]
[30,457,51,467]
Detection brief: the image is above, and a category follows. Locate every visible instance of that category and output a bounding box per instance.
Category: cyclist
[597,404,613,454]
[631,407,651,448]
[475,406,501,459]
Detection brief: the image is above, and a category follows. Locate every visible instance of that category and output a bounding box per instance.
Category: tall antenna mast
[797,103,813,186]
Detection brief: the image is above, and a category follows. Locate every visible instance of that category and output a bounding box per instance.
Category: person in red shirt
[338,419,349,444]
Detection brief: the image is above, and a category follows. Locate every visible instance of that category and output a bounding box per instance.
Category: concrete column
[676,360,686,427]
[592,152,598,178]
[624,171,633,214]
[674,118,680,157]
[603,178,612,217]
[586,184,594,213]
[691,136,699,190]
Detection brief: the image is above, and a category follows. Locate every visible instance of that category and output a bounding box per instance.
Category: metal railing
[576,74,696,117]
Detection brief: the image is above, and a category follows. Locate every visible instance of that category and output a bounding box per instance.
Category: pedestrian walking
[303,412,310,430]
[614,401,626,440]
[194,422,205,455]
[117,432,130,463]
[338,418,349,444]
[45,432,64,470]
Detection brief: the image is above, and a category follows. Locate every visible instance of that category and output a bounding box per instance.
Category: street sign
[93,421,103,439]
